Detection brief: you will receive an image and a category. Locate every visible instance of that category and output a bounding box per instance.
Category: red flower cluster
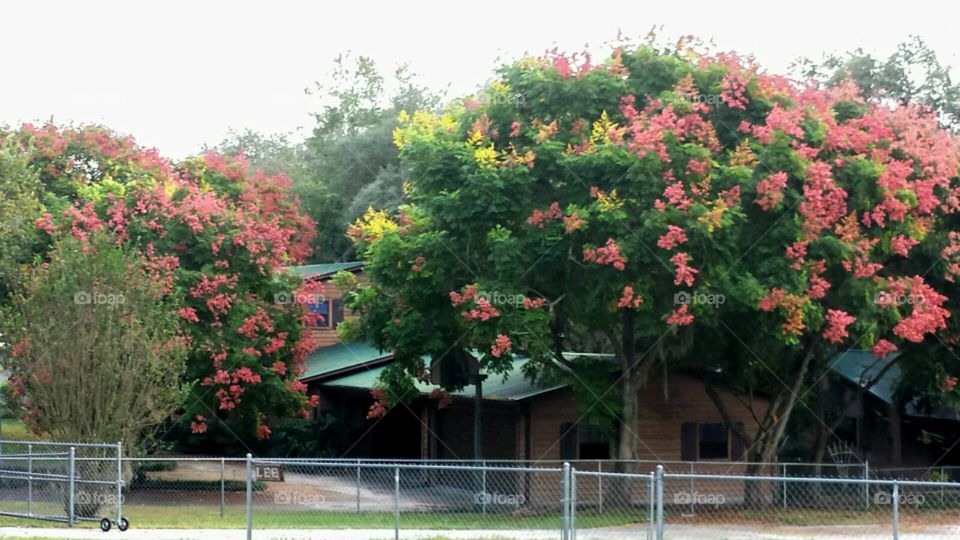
[657,225,688,250]
[583,238,626,270]
[490,334,512,357]
[823,309,856,343]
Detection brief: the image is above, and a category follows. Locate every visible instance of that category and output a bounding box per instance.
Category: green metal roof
[830,350,959,421]
[300,342,392,382]
[285,262,363,280]
[320,356,564,402]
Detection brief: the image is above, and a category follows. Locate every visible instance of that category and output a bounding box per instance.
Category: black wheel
[99,518,111,532]
[117,517,129,531]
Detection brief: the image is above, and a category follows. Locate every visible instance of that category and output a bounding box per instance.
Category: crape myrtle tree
[0,125,322,445]
[343,43,960,473]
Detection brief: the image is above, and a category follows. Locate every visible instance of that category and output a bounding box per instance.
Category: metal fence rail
[0,439,127,531]
[4,450,960,538]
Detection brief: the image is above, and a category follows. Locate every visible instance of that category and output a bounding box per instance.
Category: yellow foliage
[698,199,728,233]
[730,139,757,167]
[589,111,619,146]
[595,188,623,212]
[353,208,399,242]
[393,110,458,150]
[474,144,498,169]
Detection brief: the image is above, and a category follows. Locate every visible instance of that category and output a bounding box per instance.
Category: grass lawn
[0,418,47,442]
[0,502,646,529]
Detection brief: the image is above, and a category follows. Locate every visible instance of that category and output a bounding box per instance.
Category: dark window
[307,301,330,328]
[578,424,610,459]
[332,299,344,328]
[698,423,729,460]
[559,423,577,460]
[680,422,697,461]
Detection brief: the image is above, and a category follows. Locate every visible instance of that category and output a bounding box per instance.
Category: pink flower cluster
[666,305,694,326]
[583,238,626,270]
[617,285,643,309]
[527,202,563,228]
[885,277,951,343]
[490,334,512,357]
[871,339,898,359]
[755,172,788,211]
[823,309,856,343]
[671,252,698,287]
[657,225,688,250]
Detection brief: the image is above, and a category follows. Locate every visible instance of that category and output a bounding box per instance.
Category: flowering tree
[6,233,186,445]
[1,124,320,442]
[344,44,960,469]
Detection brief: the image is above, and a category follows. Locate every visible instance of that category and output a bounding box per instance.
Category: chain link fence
[249,459,566,535]
[3,448,960,538]
[0,440,125,530]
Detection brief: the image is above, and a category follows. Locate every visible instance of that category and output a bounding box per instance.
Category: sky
[2,0,958,159]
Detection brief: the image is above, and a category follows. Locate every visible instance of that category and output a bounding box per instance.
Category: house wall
[430,400,519,460]
[528,373,769,465]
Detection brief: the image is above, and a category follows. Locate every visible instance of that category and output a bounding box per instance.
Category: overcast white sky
[2,0,958,159]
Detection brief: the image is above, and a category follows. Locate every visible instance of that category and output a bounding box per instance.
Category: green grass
[0,418,47,442]
[0,502,646,530]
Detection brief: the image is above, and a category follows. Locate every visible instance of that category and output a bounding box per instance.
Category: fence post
[892,482,899,540]
[116,441,123,524]
[864,460,870,510]
[481,460,487,515]
[647,473,654,540]
[220,457,225,519]
[356,459,361,513]
[245,453,252,540]
[597,461,603,514]
[68,446,75,527]
[782,463,787,510]
[688,462,695,515]
[655,465,664,540]
[571,467,577,540]
[561,462,570,540]
[27,443,32,516]
[394,466,400,540]
[941,466,945,504]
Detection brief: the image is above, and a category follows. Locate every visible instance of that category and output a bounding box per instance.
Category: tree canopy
[342,43,960,464]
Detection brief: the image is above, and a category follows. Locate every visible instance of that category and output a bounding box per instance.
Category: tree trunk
[706,340,820,507]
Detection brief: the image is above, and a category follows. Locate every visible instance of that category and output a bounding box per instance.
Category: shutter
[332,299,344,328]
[731,422,745,461]
[559,423,578,460]
[681,422,697,461]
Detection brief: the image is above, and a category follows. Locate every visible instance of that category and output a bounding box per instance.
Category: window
[698,423,729,460]
[681,422,732,461]
[559,423,577,460]
[305,299,344,329]
[578,424,610,459]
[307,301,330,328]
